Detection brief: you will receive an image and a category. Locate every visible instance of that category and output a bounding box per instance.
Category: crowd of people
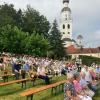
[64,63,100,100]
[0,54,100,100]
[0,54,66,84]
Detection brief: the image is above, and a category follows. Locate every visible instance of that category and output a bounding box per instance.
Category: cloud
[71,0,100,47]
[0,0,100,47]
[87,30,100,47]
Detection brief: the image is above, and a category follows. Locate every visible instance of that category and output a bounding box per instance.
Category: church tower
[60,0,73,47]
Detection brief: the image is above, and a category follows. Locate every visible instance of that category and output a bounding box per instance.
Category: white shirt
[85,71,92,82]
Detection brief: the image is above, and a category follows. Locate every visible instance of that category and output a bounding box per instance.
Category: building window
[63,24,65,29]
[65,14,67,20]
[65,18,67,20]
[63,32,65,34]
[68,24,70,29]
[68,32,70,34]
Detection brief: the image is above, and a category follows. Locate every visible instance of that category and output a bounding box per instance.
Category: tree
[0,3,17,27]
[22,5,50,37]
[48,19,66,59]
[25,32,50,56]
[0,3,24,29]
[0,4,50,38]
[0,25,50,56]
[15,9,24,28]
[0,25,28,54]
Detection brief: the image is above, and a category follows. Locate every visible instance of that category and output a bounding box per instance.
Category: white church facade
[60,0,100,58]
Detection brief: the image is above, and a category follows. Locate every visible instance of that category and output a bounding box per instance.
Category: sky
[0,0,100,48]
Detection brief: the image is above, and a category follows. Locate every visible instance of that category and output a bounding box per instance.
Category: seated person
[37,66,50,84]
[85,70,97,92]
[80,72,94,97]
[29,71,37,79]
[73,72,92,100]
[81,66,97,92]
[64,73,79,100]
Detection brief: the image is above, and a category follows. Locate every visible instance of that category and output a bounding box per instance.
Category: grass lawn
[0,75,100,100]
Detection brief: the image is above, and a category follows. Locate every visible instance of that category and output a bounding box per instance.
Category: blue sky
[0,0,100,48]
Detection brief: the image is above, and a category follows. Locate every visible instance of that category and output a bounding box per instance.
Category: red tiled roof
[67,45,100,54]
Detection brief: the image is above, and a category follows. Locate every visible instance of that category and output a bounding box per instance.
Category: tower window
[68,32,70,34]
[63,24,65,29]
[65,15,67,20]
[68,24,70,29]
[65,18,67,20]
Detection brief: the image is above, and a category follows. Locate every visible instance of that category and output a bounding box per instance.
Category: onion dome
[63,0,69,3]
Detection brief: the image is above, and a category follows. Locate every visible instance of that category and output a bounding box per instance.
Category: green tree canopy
[0,25,28,54]
[0,3,67,59]
[22,5,50,37]
[25,33,50,56]
[0,25,50,56]
[0,3,16,27]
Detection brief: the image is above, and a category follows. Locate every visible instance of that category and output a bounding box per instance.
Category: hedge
[79,55,100,66]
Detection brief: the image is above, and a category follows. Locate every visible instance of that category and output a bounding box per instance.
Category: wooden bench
[0,74,15,82]
[0,77,36,88]
[20,80,66,100]
[2,70,12,73]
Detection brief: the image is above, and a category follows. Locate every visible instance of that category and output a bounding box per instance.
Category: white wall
[69,53,100,59]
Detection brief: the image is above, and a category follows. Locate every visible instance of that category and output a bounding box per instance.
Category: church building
[60,0,100,58]
[60,0,74,47]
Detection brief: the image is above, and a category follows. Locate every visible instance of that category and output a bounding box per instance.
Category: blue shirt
[96,68,100,73]
[14,64,21,71]
[23,64,30,71]
[80,78,88,87]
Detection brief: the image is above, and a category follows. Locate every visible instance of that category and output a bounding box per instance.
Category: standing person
[11,60,16,74]
[14,61,21,80]
[0,57,4,71]
[0,57,4,80]
[23,61,30,72]
[21,61,30,79]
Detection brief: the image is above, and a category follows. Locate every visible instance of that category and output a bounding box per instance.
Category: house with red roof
[66,45,100,59]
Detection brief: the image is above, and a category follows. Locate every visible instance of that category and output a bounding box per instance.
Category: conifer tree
[49,19,66,59]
